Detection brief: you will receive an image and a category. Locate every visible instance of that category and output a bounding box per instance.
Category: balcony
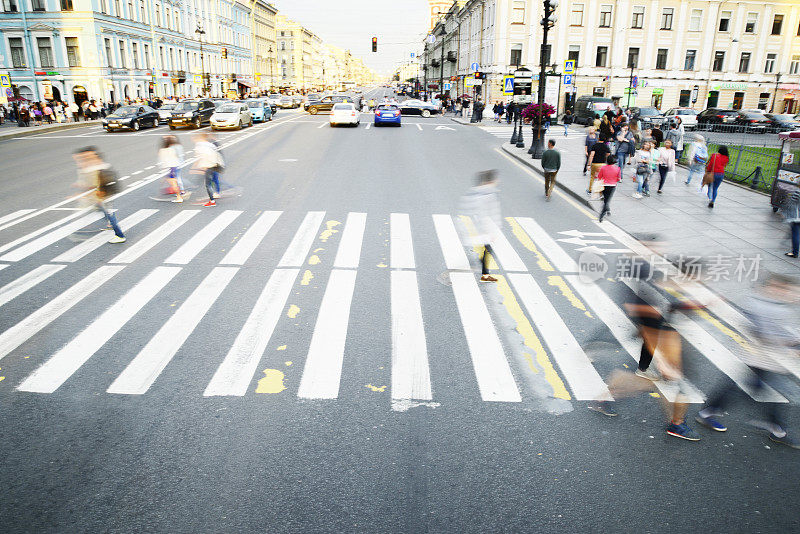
[447,51,457,62]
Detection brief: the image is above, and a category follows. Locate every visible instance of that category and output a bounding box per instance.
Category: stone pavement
[0,118,97,141]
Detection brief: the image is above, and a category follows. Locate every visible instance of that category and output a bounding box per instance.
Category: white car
[663,108,698,130]
[211,103,252,130]
[157,102,178,123]
[329,102,360,127]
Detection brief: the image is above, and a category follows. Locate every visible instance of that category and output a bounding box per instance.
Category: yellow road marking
[300,270,314,286]
[287,304,300,318]
[506,216,553,271]
[255,369,287,393]
[319,220,341,241]
[458,215,497,270]
[548,276,593,318]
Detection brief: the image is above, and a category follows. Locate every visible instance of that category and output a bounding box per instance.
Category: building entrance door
[707,90,719,108]
[733,92,744,109]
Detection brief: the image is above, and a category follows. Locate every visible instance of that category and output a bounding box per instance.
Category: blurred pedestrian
[696,273,800,448]
[587,137,610,194]
[461,170,501,283]
[583,126,598,175]
[158,136,185,203]
[705,145,729,209]
[72,146,125,243]
[632,140,656,198]
[784,190,800,258]
[562,109,573,136]
[656,138,676,194]
[597,154,621,222]
[599,114,614,143]
[193,132,223,207]
[541,139,561,201]
[684,134,708,186]
[615,123,635,171]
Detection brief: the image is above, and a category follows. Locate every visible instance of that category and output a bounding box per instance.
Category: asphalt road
[0,87,798,533]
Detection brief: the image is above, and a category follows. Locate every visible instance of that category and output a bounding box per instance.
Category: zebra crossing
[0,206,782,408]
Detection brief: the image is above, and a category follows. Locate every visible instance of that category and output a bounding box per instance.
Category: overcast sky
[271,0,430,76]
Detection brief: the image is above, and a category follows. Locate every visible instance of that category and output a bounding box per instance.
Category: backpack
[693,145,708,166]
[97,168,120,197]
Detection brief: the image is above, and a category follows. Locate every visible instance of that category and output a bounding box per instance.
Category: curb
[0,121,98,142]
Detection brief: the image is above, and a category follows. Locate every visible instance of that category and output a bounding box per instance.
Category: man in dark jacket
[541,139,561,200]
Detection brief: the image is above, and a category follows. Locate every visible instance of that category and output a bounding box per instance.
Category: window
[719,11,731,32]
[139,0,145,22]
[631,6,644,29]
[764,53,776,73]
[684,50,696,71]
[568,45,580,64]
[127,0,132,18]
[627,47,639,68]
[571,3,583,26]
[31,0,45,11]
[9,37,25,67]
[104,38,113,67]
[114,0,119,16]
[791,55,800,76]
[510,44,522,66]
[689,9,702,31]
[655,48,668,70]
[758,92,770,110]
[165,7,170,28]
[60,0,72,9]
[599,5,612,27]
[155,4,160,26]
[739,52,750,73]
[100,0,107,13]
[174,11,179,31]
[2,0,19,12]
[745,12,757,33]
[118,41,126,68]
[158,46,164,68]
[661,8,673,30]
[712,51,725,72]
[132,42,139,69]
[772,14,783,35]
[143,43,150,69]
[36,37,54,68]
[65,36,80,66]
[511,1,524,24]
[595,46,608,67]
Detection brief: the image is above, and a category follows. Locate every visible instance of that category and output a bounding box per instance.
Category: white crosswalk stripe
[433,214,470,271]
[219,210,282,265]
[390,213,415,269]
[333,213,367,269]
[278,211,325,267]
[52,209,158,263]
[110,210,199,264]
[0,264,65,309]
[391,270,432,401]
[479,126,585,140]
[164,210,242,264]
[0,211,105,262]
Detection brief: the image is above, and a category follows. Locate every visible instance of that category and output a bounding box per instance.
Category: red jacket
[706,153,729,174]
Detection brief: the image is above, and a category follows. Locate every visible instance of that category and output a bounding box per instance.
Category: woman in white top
[631,140,656,198]
[158,136,184,202]
[656,139,676,194]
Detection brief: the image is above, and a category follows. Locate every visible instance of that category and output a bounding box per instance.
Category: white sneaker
[633,192,643,199]
[635,368,660,381]
[108,235,126,244]
[171,197,184,203]
[212,193,220,199]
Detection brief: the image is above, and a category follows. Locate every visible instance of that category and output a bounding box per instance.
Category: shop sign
[593,87,605,96]
[42,79,53,100]
[651,88,664,95]
[779,83,799,90]
[712,82,748,91]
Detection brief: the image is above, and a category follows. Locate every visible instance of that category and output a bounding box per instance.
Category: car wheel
[194,117,201,129]
[421,109,431,118]
[237,120,243,130]
[249,119,253,127]
[169,124,176,130]
[309,107,319,115]
[132,121,140,131]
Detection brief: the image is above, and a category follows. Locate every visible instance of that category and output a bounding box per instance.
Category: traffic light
[221,47,228,59]
[473,71,484,80]
[371,37,377,52]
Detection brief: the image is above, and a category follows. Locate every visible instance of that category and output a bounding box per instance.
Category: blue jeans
[635,172,647,194]
[616,151,629,170]
[791,222,800,255]
[204,168,218,200]
[98,203,124,238]
[708,172,724,201]
[564,124,569,135]
[686,164,704,184]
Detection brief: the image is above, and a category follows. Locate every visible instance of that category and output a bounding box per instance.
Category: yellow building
[276,15,305,90]
[250,0,278,92]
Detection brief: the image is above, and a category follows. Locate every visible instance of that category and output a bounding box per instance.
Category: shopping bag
[702,170,714,186]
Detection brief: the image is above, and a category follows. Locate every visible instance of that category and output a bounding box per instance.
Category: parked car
[764,113,800,133]
[278,96,296,109]
[267,94,282,108]
[168,99,215,129]
[291,95,304,107]
[573,96,614,125]
[662,108,698,130]
[306,94,354,115]
[156,102,178,124]
[329,102,360,127]
[102,105,159,131]
[398,99,439,117]
[629,106,665,128]
[696,108,738,131]
[211,102,252,130]
[374,103,401,127]
[246,99,273,122]
[733,110,771,133]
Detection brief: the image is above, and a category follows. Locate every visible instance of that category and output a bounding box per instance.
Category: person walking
[599,114,614,144]
[628,119,642,148]
[587,137,611,194]
[158,136,185,203]
[562,110,573,136]
[650,123,663,147]
[684,134,708,186]
[784,190,800,258]
[43,103,54,124]
[506,101,514,124]
[631,140,656,198]
[541,139,561,201]
[72,146,126,243]
[597,154,621,222]
[705,146,729,208]
[656,138,676,194]
[32,104,43,126]
[193,132,222,207]
[461,170,502,283]
[583,126,599,175]
[68,101,79,123]
[615,124,635,171]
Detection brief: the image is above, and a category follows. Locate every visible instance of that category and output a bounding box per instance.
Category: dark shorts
[631,313,676,332]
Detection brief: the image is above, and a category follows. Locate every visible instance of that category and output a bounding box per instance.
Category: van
[574,96,614,125]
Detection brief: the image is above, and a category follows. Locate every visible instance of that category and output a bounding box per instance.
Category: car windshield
[377,105,398,110]
[217,105,240,113]
[333,103,355,110]
[742,112,766,118]
[638,108,660,116]
[676,109,697,115]
[308,94,321,100]
[174,102,199,111]
[160,103,177,110]
[113,106,139,117]
[592,102,613,111]
[773,114,796,121]
[247,101,263,108]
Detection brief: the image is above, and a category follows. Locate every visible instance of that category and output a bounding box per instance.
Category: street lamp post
[268,46,274,93]
[770,72,782,113]
[529,0,558,159]
[196,25,207,97]
[626,62,635,109]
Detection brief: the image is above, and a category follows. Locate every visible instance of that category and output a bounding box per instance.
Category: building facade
[250,0,277,92]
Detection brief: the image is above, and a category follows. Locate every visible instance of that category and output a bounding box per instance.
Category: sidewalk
[0,119,98,142]
[497,129,797,305]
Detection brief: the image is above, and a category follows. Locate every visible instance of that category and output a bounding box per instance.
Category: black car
[102,105,159,131]
[306,94,354,114]
[765,113,800,133]
[696,108,739,131]
[733,110,771,133]
[168,99,216,129]
[629,106,664,127]
[398,99,439,117]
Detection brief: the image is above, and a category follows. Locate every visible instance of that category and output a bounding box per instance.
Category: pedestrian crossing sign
[503,76,514,95]
[0,74,10,88]
[564,60,575,74]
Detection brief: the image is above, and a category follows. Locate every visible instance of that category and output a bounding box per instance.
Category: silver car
[157,102,178,124]
[211,103,253,130]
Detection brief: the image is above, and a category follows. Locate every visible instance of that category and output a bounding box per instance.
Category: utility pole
[530,0,558,159]
[770,72,782,113]
[196,25,207,97]
[440,27,444,100]
[626,62,634,109]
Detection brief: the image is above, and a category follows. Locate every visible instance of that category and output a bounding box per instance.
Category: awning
[237,79,254,88]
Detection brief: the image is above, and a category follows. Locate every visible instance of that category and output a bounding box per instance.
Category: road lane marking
[108,266,238,395]
[317,122,326,128]
[204,268,299,396]
[0,210,93,253]
[506,217,554,271]
[220,211,282,265]
[164,210,242,264]
[0,264,66,309]
[0,212,106,262]
[109,210,199,264]
[277,211,326,267]
[508,273,611,401]
[365,123,371,130]
[450,272,521,402]
[415,123,423,131]
[17,266,180,393]
[514,217,577,273]
[51,209,158,262]
[297,269,358,399]
[485,220,527,272]
[390,213,415,269]
[0,209,35,226]
[333,212,367,268]
[432,214,470,271]
[391,270,432,401]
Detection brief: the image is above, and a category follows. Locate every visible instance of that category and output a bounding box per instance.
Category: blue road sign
[410,52,415,59]
[5,88,12,98]
[471,62,479,72]
[444,82,451,91]
[0,74,10,87]
[632,75,638,88]
[563,60,575,74]
[503,76,514,95]
[563,74,573,85]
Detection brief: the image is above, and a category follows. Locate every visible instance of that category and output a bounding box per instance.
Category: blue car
[246,99,273,123]
[374,104,401,127]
